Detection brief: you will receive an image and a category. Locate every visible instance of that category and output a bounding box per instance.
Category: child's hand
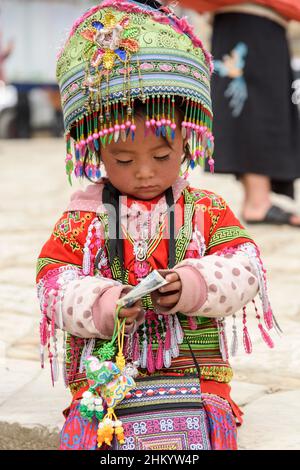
[118,288,143,332]
[151,270,182,310]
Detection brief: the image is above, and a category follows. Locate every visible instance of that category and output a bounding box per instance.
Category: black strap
[185,336,201,381]
[102,182,124,280]
[165,186,175,269]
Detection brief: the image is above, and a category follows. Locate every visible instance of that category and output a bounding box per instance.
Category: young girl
[36,0,279,451]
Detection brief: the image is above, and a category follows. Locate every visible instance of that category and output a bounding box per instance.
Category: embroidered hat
[56,0,215,183]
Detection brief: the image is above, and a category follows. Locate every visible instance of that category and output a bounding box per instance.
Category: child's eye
[116,159,133,165]
[154,155,170,161]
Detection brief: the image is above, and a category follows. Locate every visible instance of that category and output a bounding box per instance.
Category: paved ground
[0,138,300,450]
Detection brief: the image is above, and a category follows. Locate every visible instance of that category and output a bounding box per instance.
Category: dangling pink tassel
[155,340,164,370]
[258,323,274,349]
[243,326,252,354]
[147,342,155,373]
[40,314,48,346]
[49,350,55,387]
[188,317,198,330]
[263,308,274,330]
[132,332,140,364]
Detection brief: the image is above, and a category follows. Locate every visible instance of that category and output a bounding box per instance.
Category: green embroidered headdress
[56,0,215,183]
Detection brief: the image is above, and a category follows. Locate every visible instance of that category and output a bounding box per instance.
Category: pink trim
[57,0,213,73]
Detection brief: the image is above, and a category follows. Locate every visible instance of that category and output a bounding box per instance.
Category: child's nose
[135,164,155,179]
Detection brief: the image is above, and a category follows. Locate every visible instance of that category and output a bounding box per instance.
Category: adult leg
[241,173,300,225]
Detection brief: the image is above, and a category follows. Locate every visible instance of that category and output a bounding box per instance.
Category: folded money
[117,270,168,308]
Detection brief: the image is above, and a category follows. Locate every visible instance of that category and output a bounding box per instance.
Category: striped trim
[208,226,252,250]
[36,257,81,276]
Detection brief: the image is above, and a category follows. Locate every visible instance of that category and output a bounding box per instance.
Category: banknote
[117,270,168,308]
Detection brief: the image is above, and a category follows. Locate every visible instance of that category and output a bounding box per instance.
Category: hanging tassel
[49,351,55,387]
[252,300,274,349]
[40,314,48,347]
[132,332,140,366]
[154,316,164,370]
[242,306,252,354]
[155,340,164,370]
[52,354,59,383]
[188,317,198,330]
[230,315,239,357]
[140,323,148,370]
[146,342,155,373]
[163,316,171,368]
[243,326,252,354]
[79,338,96,373]
[170,317,179,359]
[62,332,69,387]
[163,349,172,368]
[218,318,228,361]
[174,314,184,344]
[258,323,274,349]
[83,246,91,275]
[263,307,274,331]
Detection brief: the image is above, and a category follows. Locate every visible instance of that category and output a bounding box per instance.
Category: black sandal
[244,205,300,227]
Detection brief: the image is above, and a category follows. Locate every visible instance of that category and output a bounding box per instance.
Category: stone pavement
[0,138,300,450]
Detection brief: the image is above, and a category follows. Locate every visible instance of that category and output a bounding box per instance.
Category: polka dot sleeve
[173,248,259,318]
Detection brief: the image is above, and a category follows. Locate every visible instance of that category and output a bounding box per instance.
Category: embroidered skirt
[59,392,238,451]
[208,12,300,197]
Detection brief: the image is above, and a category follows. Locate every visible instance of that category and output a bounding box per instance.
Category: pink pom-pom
[145,120,151,128]
[182,121,187,128]
[187,122,192,128]
[75,143,80,150]
[109,127,114,134]
[87,135,93,143]
[103,129,109,135]
[156,120,162,127]
[161,118,166,125]
[126,120,131,128]
[93,132,99,140]
[80,139,86,148]
[166,119,171,126]
[114,124,120,131]
[65,153,72,161]
[120,124,126,130]
[171,123,177,130]
[195,125,200,132]
[150,118,156,126]
[130,124,136,131]
[99,130,104,137]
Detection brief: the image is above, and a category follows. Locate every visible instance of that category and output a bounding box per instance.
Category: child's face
[101,113,184,200]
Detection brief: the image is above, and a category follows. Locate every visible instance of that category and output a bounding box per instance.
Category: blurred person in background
[0,32,13,83]
[173,0,300,226]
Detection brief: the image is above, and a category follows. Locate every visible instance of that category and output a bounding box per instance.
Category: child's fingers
[157,292,180,308]
[165,272,180,283]
[159,280,181,293]
[118,305,142,320]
